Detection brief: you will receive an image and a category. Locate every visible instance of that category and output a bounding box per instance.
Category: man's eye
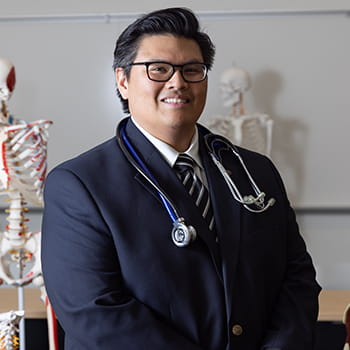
[184,66,202,74]
[150,65,168,73]
[185,69,200,73]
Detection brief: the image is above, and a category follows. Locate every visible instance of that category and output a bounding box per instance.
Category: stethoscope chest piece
[172,218,197,247]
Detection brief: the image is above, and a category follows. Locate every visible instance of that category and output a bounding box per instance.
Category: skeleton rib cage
[0,120,52,205]
[0,119,52,287]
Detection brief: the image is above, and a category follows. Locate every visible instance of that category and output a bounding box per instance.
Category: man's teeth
[163,98,188,103]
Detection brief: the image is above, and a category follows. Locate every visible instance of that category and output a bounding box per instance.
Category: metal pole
[18,249,26,350]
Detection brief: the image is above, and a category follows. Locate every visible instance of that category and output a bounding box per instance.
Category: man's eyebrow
[183,59,204,64]
[135,59,205,64]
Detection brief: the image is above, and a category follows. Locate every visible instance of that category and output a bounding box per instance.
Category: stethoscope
[116,118,275,248]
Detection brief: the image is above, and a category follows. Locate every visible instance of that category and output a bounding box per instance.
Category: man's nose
[166,69,188,89]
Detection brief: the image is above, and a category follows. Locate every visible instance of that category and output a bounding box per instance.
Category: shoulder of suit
[197,123,272,165]
[214,142,275,177]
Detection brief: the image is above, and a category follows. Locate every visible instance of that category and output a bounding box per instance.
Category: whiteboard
[1,11,349,208]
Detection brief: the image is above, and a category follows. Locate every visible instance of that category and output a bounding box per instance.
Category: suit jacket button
[231,324,243,336]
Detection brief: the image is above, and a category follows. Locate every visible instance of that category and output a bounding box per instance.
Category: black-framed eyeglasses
[129,61,209,83]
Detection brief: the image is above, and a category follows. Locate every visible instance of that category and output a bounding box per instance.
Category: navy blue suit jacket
[42,118,321,350]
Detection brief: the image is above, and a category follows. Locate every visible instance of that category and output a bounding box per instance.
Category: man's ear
[115,68,128,99]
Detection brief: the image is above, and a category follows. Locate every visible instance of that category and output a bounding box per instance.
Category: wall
[0,1,349,289]
[1,0,349,15]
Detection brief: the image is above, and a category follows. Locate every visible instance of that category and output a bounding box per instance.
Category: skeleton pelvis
[0,232,42,286]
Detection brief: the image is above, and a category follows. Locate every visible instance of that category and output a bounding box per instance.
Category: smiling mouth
[162,98,189,104]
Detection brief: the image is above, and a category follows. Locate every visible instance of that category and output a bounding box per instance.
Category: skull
[0,58,16,102]
[220,66,251,107]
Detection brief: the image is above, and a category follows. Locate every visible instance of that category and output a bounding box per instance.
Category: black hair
[113,7,215,113]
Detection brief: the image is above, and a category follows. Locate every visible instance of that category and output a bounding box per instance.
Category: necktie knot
[174,153,215,231]
[174,153,195,175]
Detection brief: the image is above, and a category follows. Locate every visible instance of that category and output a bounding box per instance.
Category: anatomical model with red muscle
[0,58,56,350]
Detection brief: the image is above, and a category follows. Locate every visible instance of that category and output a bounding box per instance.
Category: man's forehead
[135,34,203,61]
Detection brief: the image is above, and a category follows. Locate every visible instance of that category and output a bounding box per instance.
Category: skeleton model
[206,66,273,156]
[0,310,23,350]
[0,58,55,349]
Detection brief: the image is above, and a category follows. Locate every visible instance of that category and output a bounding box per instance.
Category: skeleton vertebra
[207,66,273,157]
[0,310,23,350]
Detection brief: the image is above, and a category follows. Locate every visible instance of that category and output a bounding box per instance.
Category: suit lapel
[124,119,175,204]
[124,119,213,237]
[199,133,242,316]
[124,120,225,279]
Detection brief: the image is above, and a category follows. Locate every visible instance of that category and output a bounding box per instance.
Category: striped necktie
[174,153,215,231]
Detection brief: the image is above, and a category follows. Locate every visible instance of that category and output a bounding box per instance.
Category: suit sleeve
[41,167,203,350]
[260,161,321,350]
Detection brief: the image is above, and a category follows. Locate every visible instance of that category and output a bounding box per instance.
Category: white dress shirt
[131,117,208,187]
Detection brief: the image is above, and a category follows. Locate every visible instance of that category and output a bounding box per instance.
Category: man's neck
[130,117,195,153]
[160,129,195,152]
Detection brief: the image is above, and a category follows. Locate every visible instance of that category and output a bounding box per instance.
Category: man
[41,7,321,350]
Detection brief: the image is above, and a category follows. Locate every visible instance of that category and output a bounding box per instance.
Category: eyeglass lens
[147,63,207,82]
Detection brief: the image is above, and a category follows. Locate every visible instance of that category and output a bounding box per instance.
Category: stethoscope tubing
[204,134,275,213]
[116,118,275,246]
[117,120,179,223]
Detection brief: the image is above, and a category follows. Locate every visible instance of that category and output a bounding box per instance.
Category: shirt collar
[130,116,202,169]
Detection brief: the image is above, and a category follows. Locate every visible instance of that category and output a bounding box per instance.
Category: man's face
[116,34,208,141]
